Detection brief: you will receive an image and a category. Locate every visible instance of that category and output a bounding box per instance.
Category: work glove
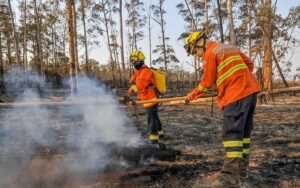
[128,85,138,96]
[187,88,201,101]
[123,94,133,105]
[128,88,134,96]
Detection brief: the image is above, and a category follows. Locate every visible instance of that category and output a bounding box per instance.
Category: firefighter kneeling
[128,50,164,144]
[184,30,261,187]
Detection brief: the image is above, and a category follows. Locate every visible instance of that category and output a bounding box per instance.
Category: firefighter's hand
[123,95,131,105]
[128,88,134,96]
[187,88,201,101]
[128,85,138,96]
[129,77,136,84]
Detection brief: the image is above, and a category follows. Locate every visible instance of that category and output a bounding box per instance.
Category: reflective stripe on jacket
[133,64,158,108]
[199,41,261,109]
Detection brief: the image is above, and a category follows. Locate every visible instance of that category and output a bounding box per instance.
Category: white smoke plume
[0,68,142,187]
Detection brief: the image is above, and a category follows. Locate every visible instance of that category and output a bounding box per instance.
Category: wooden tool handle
[135,93,217,105]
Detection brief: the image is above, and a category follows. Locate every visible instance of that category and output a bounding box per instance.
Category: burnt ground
[121,96,300,188]
[0,95,299,188]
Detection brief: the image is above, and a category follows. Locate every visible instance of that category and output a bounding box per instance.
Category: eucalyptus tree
[41,0,69,84]
[152,42,179,72]
[236,1,256,58]
[227,0,236,45]
[79,0,100,76]
[0,0,9,93]
[176,0,205,84]
[20,0,28,70]
[247,0,300,100]
[118,0,125,75]
[92,0,119,85]
[262,0,275,100]
[125,0,146,51]
[151,0,167,72]
[7,0,21,67]
[0,0,8,68]
[204,0,209,30]
[147,2,152,67]
[151,0,179,75]
[66,0,77,94]
[216,0,224,42]
[0,0,12,65]
[18,0,45,74]
[176,0,206,31]
[79,0,89,74]
[0,30,3,93]
[110,17,123,86]
[249,0,272,101]
[33,0,43,73]
[270,5,300,87]
[72,0,79,76]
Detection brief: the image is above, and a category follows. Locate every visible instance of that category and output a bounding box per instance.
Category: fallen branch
[258,86,300,95]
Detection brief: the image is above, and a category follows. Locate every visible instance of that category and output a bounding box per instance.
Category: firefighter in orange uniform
[184,30,261,187]
[128,50,163,144]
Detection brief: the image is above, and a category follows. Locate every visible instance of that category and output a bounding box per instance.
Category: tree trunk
[119,0,125,75]
[272,51,289,87]
[205,0,209,30]
[54,28,60,86]
[52,26,58,87]
[262,0,273,102]
[7,37,12,65]
[133,17,137,50]
[103,8,116,85]
[0,31,4,94]
[45,35,49,80]
[62,23,66,61]
[34,0,42,74]
[159,0,167,74]
[80,0,89,75]
[0,31,2,74]
[186,0,198,85]
[216,0,224,43]
[248,2,252,59]
[51,26,54,82]
[184,0,197,30]
[23,0,28,72]
[227,0,236,45]
[7,0,21,66]
[66,0,77,95]
[72,2,79,77]
[39,16,44,74]
[148,6,152,67]
[111,22,121,87]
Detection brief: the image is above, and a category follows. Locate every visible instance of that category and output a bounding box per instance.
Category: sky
[9,0,300,77]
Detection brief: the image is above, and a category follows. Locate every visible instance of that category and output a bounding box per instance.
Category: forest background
[0,0,299,97]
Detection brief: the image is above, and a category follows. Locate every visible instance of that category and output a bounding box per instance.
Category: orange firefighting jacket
[198,41,261,109]
[132,64,158,108]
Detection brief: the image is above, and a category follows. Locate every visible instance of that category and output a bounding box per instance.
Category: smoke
[0,68,142,187]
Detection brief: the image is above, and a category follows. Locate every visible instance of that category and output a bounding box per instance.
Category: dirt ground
[0,94,299,188]
[121,95,300,188]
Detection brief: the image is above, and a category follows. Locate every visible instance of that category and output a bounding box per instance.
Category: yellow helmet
[184,30,207,55]
[130,50,145,62]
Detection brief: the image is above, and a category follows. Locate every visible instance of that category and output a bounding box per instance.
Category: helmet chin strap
[133,60,144,70]
[195,37,207,52]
